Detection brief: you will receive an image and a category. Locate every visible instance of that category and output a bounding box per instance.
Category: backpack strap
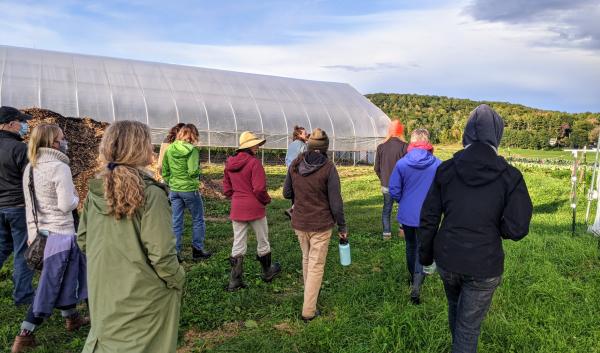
[28,165,40,233]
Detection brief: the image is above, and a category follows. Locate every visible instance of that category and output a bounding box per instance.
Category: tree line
[366,93,600,149]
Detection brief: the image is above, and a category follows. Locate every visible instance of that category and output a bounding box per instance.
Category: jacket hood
[462,104,504,148]
[169,140,195,157]
[226,151,254,172]
[404,149,437,170]
[297,151,328,176]
[454,142,507,186]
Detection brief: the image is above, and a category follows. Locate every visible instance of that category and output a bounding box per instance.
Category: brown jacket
[374,137,408,187]
[283,151,346,233]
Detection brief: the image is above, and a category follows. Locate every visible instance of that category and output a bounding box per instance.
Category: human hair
[164,123,185,143]
[28,124,62,167]
[176,124,199,144]
[98,121,154,220]
[382,119,406,143]
[410,128,430,143]
[292,125,306,141]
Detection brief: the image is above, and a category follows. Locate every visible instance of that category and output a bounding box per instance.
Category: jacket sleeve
[388,162,402,201]
[283,167,294,200]
[54,164,79,213]
[161,148,171,185]
[140,185,185,291]
[223,166,233,199]
[374,145,382,180]
[22,165,37,243]
[16,143,29,174]
[328,166,347,233]
[251,160,271,205]
[187,147,200,179]
[418,171,443,266]
[77,195,89,252]
[500,173,533,241]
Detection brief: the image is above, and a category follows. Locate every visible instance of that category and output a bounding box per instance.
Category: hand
[338,232,348,240]
[27,239,32,246]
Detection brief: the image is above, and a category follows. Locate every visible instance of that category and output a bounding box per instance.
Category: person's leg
[295,230,310,286]
[182,191,206,251]
[302,229,332,319]
[7,208,34,305]
[381,188,393,238]
[452,275,501,353]
[252,217,271,257]
[169,192,185,255]
[403,225,417,279]
[231,221,249,258]
[437,266,462,340]
[12,304,44,352]
[0,210,13,269]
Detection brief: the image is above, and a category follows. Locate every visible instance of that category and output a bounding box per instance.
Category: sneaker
[382,233,392,240]
[192,248,212,261]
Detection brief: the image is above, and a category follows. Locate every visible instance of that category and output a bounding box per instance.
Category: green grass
[2,163,600,353]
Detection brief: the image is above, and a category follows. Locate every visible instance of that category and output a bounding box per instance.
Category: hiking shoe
[11,334,37,353]
[192,248,212,261]
[66,314,90,332]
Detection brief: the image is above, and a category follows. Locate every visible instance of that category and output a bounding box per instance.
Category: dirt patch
[177,322,242,352]
[273,322,297,335]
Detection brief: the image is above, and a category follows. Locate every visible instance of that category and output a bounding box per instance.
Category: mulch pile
[20,108,225,205]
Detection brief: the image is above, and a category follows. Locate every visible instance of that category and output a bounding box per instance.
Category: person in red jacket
[223,131,281,291]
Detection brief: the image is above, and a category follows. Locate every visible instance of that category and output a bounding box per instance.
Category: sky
[0,0,599,113]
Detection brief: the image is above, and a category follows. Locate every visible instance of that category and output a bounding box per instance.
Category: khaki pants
[231,217,271,257]
[295,229,332,318]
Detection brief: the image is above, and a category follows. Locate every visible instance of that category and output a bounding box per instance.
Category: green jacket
[78,174,185,353]
[162,140,200,192]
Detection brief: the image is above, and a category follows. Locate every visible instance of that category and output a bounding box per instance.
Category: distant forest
[366,93,600,149]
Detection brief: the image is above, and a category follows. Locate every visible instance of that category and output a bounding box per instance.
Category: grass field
[2,160,600,353]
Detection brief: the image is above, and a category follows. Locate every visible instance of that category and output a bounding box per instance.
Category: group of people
[375,104,533,352]
[0,102,533,353]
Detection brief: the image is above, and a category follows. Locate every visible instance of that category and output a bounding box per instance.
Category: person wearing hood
[283,128,347,322]
[375,120,408,240]
[388,128,440,305]
[162,123,211,262]
[0,106,35,307]
[419,104,533,353]
[223,131,281,291]
[78,121,184,353]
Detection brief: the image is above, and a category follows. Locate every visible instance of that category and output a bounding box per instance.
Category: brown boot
[65,314,90,332]
[11,334,37,353]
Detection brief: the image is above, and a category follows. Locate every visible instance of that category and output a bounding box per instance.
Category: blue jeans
[169,191,206,253]
[438,266,501,353]
[0,207,35,305]
[403,225,422,277]
[381,188,394,235]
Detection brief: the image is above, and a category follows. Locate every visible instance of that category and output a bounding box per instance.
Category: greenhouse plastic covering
[0,45,390,150]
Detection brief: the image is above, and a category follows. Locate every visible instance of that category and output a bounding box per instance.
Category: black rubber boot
[256,252,281,282]
[226,256,247,292]
[410,273,425,304]
[192,247,212,261]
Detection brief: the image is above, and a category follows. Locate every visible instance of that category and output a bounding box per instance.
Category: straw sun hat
[237,131,266,150]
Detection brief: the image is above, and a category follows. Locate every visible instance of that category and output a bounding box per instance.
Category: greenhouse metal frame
[0,45,389,153]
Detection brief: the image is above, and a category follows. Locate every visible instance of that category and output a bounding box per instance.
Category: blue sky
[1,0,599,112]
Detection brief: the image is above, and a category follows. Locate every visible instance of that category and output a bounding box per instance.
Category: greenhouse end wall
[0,45,390,151]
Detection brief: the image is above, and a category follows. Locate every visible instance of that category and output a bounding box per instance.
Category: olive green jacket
[78,174,185,353]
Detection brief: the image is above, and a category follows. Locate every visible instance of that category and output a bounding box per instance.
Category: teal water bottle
[339,238,351,266]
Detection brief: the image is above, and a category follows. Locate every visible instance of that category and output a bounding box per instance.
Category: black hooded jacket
[0,130,28,208]
[418,142,533,277]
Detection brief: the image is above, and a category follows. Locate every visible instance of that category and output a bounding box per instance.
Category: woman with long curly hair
[78,120,184,353]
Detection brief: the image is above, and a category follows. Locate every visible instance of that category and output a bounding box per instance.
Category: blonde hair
[99,121,154,220]
[176,124,199,144]
[28,124,62,167]
[410,128,430,143]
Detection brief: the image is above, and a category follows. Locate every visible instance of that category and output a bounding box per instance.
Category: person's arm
[374,145,381,180]
[22,165,37,244]
[388,162,402,201]
[418,171,443,266]
[16,144,29,174]
[222,167,233,199]
[251,160,271,205]
[161,149,172,185]
[328,166,347,234]
[54,164,79,213]
[283,168,294,200]
[501,173,533,241]
[76,196,89,252]
[140,185,185,290]
[187,147,200,179]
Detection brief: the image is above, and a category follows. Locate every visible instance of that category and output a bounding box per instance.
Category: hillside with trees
[366,93,600,149]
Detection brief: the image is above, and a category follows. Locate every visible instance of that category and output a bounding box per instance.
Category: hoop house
[0,45,389,151]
